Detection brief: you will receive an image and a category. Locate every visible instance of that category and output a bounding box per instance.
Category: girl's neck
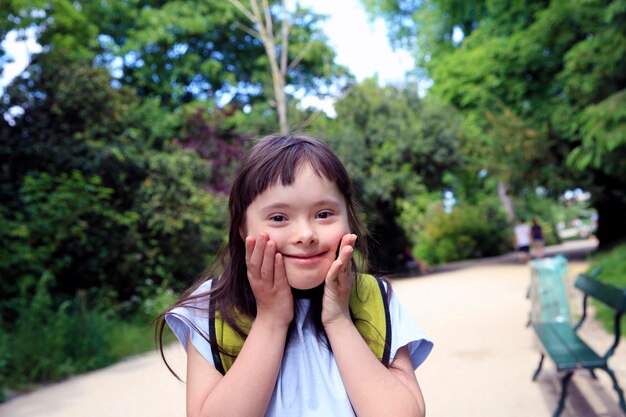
[291,282,324,300]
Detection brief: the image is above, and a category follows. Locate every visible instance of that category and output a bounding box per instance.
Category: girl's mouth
[283,251,327,264]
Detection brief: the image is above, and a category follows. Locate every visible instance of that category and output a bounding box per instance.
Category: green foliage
[1,0,348,111]
[0,275,175,394]
[396,192,443,244]
[567,91,626,179]
[0,171,137,299]
[366,0,626,247]
[0,317,11,401]
[131,150,228,290]
[311,80,463,270]
[587,242,626,339]
[410,200,511,265]
[9,273,114,383]
[0,53,231,391]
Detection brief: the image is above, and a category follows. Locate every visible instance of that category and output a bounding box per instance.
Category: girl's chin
[286,275,326,290]
[284,263,330,290]
[288,280,324,290]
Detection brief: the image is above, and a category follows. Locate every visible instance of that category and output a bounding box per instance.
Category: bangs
[241,135,351,204]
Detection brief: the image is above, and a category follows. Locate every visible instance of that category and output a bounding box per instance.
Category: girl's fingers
[273,253,287,287]
[325,259,344,285]
[337,234,357,259]
[336,241,355,289]
[246,233,268,281]
[245,235,256,265]
[259,240,276,281]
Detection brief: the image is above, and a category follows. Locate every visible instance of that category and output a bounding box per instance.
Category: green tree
[0,56,228,301]
[312,79,463,270]
[1,0,350,126]
[364,0,626,247]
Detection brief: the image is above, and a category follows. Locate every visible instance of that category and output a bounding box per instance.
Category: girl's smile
[242,163,350,289]
[282,251,329,265]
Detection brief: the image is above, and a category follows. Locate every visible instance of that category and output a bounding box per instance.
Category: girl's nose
[295,221,318,245]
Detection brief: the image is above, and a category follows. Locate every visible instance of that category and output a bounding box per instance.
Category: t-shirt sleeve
[386,284,433,369]
[164,280,215,367]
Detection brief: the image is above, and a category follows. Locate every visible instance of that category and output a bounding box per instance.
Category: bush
[0,274,179,398]
[587,242,626,337]
[406,199,511,265]
[8,273,117,385]
[0,318,10,401]
[0,171,138,300]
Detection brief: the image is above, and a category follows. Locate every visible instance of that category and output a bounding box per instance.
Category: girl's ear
[239,225,247,240]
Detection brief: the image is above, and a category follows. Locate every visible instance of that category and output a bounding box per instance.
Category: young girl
[157,134,432,417]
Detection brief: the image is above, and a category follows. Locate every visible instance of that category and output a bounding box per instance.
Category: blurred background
[1,0,624,402]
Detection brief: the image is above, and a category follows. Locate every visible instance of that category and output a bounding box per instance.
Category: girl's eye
[270,215,286,222]
[317,211,333,219]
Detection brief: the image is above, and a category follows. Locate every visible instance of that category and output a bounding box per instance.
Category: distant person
[514,218,532,262]
[397,246,430,274]
[156,134,432,417]
[531,219,545,258]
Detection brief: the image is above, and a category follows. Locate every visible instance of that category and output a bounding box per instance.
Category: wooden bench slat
[533,323,605,370]
[549,323,605,369]
[575,275,626,312]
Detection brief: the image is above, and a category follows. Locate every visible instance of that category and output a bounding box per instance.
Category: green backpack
[208,273,391,374]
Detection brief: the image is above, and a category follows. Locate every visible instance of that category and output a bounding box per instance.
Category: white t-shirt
[514,223,532,247]
[166,280,433,417]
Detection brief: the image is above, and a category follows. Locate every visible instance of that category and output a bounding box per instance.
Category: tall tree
[2,0,349,118]
[313,79,463,271]
[364,0,626,246]
[227,0,355,133]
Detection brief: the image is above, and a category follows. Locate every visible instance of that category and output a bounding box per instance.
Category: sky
[296,0,415,84]
[1,0,414,107]
[294,0,417,115]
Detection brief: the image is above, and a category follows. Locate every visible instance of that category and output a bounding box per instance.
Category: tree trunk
[497,181,515,221]
[593,191,626,249]
[229,0,290,134]
[267,49,289,134]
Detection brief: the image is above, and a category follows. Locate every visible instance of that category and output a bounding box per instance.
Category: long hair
[156,134,370,377]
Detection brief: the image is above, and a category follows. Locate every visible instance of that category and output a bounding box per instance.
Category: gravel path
[2,240,624,417]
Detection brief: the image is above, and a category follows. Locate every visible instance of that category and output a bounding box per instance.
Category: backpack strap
[350,274,392,366]
[208,279,250,375]
[210,274,391,374]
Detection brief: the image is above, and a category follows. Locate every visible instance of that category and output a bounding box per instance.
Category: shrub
[409,200,511,265]
[587,242,626,337]
[0,275,175,397]
[9,273,118,384]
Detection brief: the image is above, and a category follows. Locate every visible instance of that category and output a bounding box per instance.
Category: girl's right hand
[245,233,294,328]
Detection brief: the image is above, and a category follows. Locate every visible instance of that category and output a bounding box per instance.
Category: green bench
[531,270,626,417]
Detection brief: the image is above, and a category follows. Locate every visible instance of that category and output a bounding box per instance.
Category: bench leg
[532,353,545,381]
[601,366,626,415]
[553,371,573,417]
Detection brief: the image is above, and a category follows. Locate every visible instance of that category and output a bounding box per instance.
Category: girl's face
[242,163,350,290]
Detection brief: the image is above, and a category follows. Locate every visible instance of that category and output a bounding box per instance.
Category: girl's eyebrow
[258,199,343,213]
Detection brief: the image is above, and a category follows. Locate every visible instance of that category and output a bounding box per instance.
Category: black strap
[376,277,392,366]
[207,279,225,375]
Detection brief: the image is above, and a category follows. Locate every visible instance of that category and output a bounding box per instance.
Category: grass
[0,285,174,403]
[586,241,626,337]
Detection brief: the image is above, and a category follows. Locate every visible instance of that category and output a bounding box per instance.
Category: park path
[2,239,625,417]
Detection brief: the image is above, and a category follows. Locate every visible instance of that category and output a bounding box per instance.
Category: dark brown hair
[156,134,370,376]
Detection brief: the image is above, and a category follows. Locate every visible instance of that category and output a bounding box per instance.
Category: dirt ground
[2,240,624,417]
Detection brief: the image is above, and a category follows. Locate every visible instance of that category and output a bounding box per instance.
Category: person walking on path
[514,218,532,262]
[531,219,545,258]
[156,134,433,417]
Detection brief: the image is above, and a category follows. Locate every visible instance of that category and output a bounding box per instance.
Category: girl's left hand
[321,233,357,326]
